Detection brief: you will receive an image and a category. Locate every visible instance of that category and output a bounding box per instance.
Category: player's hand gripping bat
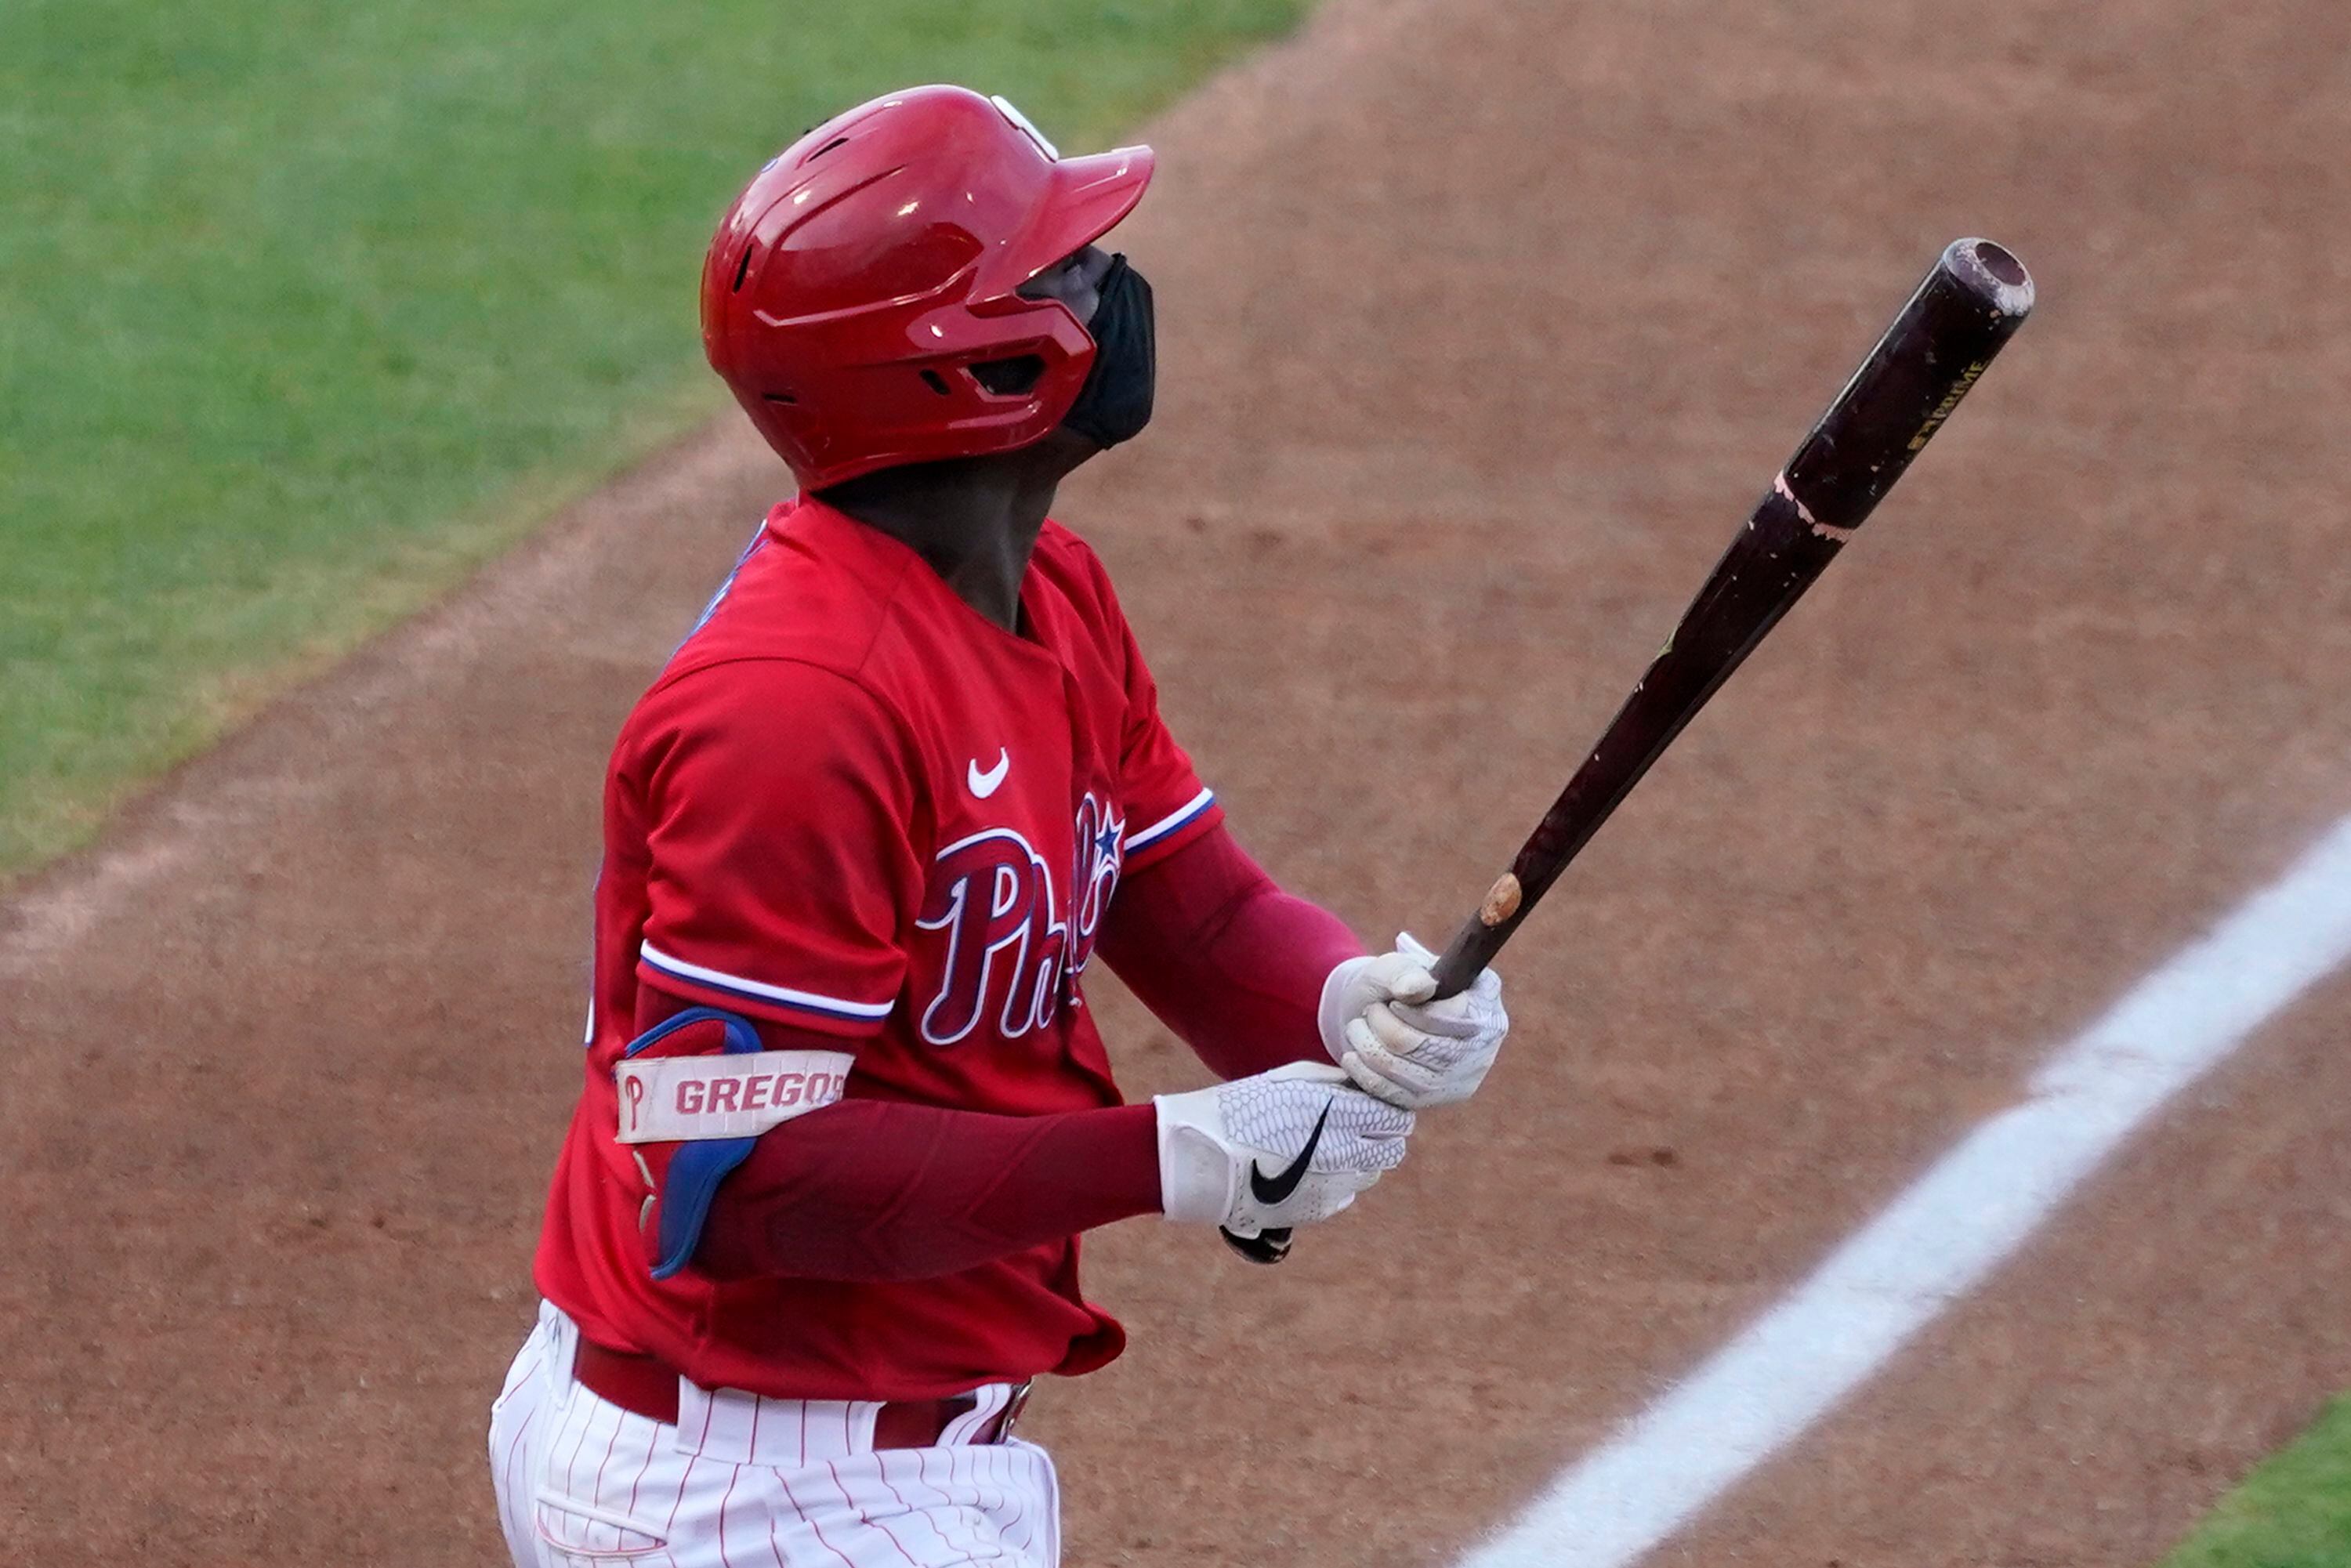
[1223,238,2035,1266]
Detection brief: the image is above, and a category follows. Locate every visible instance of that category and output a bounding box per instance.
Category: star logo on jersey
[968,748,1010,799]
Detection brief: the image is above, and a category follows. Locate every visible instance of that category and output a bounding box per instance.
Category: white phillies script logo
[915,793,1121,1046]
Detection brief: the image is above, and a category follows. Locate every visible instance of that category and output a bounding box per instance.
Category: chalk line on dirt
[1460,812,2351,1568]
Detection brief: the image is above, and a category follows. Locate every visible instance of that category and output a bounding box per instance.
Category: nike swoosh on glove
[1318,932,1508,1110]
[1154,1062,1414,1237]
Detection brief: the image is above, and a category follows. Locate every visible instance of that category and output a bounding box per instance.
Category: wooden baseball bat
[1427,237,2034,994]
[1225,237,2035,1266]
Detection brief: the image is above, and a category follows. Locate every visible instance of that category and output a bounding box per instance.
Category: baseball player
[488,85,1509,1568]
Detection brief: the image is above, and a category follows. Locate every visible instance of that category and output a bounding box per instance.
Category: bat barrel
[1783,238,2034,534]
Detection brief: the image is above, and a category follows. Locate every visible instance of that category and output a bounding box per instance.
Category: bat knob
[1220,1225,1291,1265]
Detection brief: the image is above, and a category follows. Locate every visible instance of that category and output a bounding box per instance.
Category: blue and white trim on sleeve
[639,942,895,1023]
[1123,788,1216,854]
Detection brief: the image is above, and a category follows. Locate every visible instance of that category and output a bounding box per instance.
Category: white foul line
[1461,813,2351,1568]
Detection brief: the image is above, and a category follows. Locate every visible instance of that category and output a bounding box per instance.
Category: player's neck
[820,450,1078,634]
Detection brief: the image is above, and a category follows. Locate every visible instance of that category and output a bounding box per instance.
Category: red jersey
[534,498,1223,1400]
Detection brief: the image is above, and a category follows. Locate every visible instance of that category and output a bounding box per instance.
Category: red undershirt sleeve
[696,1098,1163,1284]
[637,990,1164,1284]
[1096,822,1366,1080]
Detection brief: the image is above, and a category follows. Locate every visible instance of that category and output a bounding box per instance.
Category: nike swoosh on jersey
[1248,1099,1334,1206]
[968,748,1010,798]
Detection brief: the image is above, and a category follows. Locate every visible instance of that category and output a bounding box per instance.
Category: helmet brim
[975,144,1157,299]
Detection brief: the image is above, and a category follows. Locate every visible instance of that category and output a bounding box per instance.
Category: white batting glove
[1154,1062,1414,1237]
[1319,932,1509,1110]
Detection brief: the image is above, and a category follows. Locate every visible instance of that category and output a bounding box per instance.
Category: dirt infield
[7,0,2351,1563]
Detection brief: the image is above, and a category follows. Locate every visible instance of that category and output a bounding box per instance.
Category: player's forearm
[694,1099,1161,1284]
[1099,824,1364,1079]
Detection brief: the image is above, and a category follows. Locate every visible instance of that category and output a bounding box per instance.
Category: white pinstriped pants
[488,1303,1061,1567]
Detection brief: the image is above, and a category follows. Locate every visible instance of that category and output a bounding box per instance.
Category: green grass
[2161,1398,2351,1566]
[0,0,1307,878]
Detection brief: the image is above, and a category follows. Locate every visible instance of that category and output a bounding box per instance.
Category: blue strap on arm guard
[621,1006,766,1280]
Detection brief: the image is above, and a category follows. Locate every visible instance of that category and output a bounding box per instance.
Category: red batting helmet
[700,85,1156,492]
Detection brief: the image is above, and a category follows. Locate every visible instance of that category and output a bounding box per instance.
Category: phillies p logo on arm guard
[615,1050,855,1143]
